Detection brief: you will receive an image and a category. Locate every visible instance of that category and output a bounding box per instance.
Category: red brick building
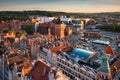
[38,22,68,39]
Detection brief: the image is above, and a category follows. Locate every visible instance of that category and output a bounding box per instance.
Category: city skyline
[0,0,120,13]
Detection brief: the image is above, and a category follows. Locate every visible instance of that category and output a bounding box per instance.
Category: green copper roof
[99,53,110,73]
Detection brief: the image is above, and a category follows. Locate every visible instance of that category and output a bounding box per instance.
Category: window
[75,67,78,71]
[79,69,81,72]
[62,60,63,63]
[75,73,78,76]
[105,76,109,80]
[59,64,61,67]
[63,61,65,64]
[65,62,66,65]
[71,70,74,74]
[57,58,59,61]
[63,66,65,69]
[59,59,61,62]
[81,70,83,73]
[57,63,60,66]
[67,63,69,66]
[69,69,71,73]
[74,66,75,70]
[101,75,104,79]
[78,74,81,78]
[66,68,68,71]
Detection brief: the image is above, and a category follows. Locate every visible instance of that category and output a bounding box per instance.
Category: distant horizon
[0,10,120,14]
[0,0,120,13]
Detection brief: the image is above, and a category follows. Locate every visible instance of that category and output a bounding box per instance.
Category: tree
[3,30,10,33]
[96,23,120,32]
[16,31,24,35]
[22,24,34,35]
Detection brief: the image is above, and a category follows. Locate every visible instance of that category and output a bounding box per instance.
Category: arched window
[101,75,104,79]
[105,76,109,80]
[67,63,69,66]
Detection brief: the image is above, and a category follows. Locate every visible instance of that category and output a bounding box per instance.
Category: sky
[0,0,120,13]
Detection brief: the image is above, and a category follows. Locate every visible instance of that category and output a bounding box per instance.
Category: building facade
[57,53,96,80]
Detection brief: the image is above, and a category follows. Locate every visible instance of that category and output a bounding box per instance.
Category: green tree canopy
[96,23,120,32]
[22,24,34,35]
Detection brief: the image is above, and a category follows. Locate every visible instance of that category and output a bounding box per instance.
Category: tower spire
[48,27,51,34]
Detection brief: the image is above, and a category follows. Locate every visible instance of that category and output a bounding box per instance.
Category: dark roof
[110,56,120,78]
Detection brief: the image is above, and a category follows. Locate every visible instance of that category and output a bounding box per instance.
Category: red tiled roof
[7,55,24,65]
[34,33,40,37]
[50,45,65,54]
[45,34,53,37]
[30,39,45,47]
[105,45,116,56]
[12,20,20,23]
[28,61,51,80]
[108,19,120,23]
[38,43,45,47]
[62,46,73,53]
[2,23,9,28]
[50,42,73,54]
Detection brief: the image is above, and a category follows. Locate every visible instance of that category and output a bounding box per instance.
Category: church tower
[96,53,112,80]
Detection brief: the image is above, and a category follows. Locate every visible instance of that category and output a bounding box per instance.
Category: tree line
[96,23,120,32]
[2,11,119,21]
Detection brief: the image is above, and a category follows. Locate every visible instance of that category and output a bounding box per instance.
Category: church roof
[105,45,116,56]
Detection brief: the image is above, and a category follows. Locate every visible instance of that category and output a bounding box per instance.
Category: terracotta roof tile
[28,60,51,80]
[108,19,120,23]
[45,34,53,37]
[50,45,65,54]
[62,46,73,53]
[7,56,24,65]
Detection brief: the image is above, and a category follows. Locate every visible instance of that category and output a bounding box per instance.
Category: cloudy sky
[0,0,120,13]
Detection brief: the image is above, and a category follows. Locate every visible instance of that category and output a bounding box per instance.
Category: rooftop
[92,39,110,45]
[28,60,51,80]
[7,52,25,65]
[105,45,116,56]
[50,45,65,54]
[110,56,120,78]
